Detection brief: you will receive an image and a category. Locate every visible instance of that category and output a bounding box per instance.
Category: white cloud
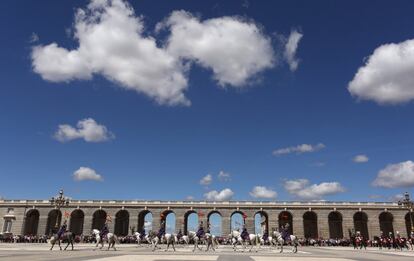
[249,186,277,199]
[185,196,194,200]
[158,10,275,87]
[372,160,414,188]
[284,30,303,71]
[54,118,113,142]
[30,32,39,43]
[73,166,103,181]
[284,179,345,200]
[218,170,231,181]
[32,0,276,106]
[200,174,213,186]
[348,39,414,104]
[32,0,189,106]
[353,154,369,163]
[204,188,234,201]
[273,143,325,156]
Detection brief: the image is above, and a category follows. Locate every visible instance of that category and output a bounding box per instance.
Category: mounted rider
[262,228,269,241]
[140,228,146,240]
[100,221,110,239]
[157,220,166,239]
[281,223,291,241]
[57,220,67,239]
[177,229,183,241]
[196,221,205,238]
[241,225,249,241]
[206,221,211,234]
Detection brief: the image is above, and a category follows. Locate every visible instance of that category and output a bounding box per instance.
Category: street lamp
[49,189,70,233]
[397,192,414,233]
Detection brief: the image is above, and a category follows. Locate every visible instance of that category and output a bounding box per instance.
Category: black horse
[50,232,75,251]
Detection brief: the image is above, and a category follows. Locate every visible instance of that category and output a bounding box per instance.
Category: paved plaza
[0,244,413,261]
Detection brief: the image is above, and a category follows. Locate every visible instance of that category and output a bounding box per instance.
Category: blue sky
[1,0,414,202]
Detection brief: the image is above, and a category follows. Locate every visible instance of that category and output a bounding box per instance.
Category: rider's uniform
[196,224,205,238]
[241,228,249,241]
[57,223,67,239]
[100,224,109,239]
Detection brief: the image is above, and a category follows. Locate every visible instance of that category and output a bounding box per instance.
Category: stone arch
[115,210,129,236]
[230,211,245,232]
[328,211,343,239]
[207,211,222,236]
[45,209,62,235]
[254,211,268,235]
[303,211,318,239]
[161,210,176,234]
[405,212,414,237]
[92,209,107,231]
[138,210,152,233]
[353,211,369,239]
[70,209,84,235]
[24,209,39,235]
[278,211,293,234]
[184,210,198,235]
[379,212,394,236]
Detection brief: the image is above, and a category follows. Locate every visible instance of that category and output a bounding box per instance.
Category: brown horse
[50,232,74,251]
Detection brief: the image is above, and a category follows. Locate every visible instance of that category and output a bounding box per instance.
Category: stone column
[267,209,279,232]
[291,209,304,238]
[392,209,409,236]
[128,209,138,235]
[366,209,381,239]
[82,208,95,235]
[221,210,232,236]
[317,209,330,239]
[38,208,50,236]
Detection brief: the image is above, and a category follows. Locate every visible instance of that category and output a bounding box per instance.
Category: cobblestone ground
[0,244,414,261]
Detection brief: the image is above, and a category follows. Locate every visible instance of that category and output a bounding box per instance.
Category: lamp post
[397,192,414,233]
[49,189,70,233]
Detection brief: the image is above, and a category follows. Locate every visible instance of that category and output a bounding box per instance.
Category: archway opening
[254,211,268,235]
[278,211,293,234]
[46,209,62,235]
[184,211,198,235]
[328,211,343,239]
[115,210,129,236]
[24,209,39,235]
[70,209,84,235]
[138,210,152,233]
[162,210,176,234]
[208,211,222,236]
[231,211,245,232]
[379,212,394,236]
[92,210,107,231]
[353,211,369,239]
[303,211,318,239]
[405,212,414,237]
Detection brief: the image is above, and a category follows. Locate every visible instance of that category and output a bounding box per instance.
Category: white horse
[92,229,118,251]
[272,230,298,253]
[133,232,151,247]
[258,234,275,248]
[230,230,259,252]
[187,231,205,251]
[150,233,176,252]
[204,233,219,251]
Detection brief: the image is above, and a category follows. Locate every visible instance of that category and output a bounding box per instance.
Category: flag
[106,215,112,222]
[64,211,70,220]
[242,213,247,219]
[198,211,204,218]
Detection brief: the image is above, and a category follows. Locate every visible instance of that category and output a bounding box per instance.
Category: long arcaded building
[1,199,413,239]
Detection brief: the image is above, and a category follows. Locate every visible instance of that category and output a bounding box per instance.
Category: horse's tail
[114,235,120,244]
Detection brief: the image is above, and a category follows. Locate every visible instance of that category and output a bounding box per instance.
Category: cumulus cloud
[204,188,234,201]
[218,170,231,181]
[73,166,103,181]
[249,186,277,199]
[353,154,369,163]
[159,10,275,88]
[284,29,303,71]
[273,143,325,156]
[54,118,114,142]
[348,39,414,104]
[32,0,275,106]
[372,160,414,188]
[200,174,213,186]
[284,179,345,200]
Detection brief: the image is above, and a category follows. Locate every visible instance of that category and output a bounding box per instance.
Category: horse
[186,231,206,251]
[204,233,219,251]
[258,234,275,248]
[92,229,118,251]
[149,233,176,252]
[133,232,151,247]
[272,230,298,253]
[49,232,74,251]
[229,230,259,252]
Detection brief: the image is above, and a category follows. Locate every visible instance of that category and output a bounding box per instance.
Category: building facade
[1,199,413,239]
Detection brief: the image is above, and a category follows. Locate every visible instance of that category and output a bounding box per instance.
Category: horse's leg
[58,239,62,251]
[50,242,54,251]
[64,240,70,250]
[280,240,283,253]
